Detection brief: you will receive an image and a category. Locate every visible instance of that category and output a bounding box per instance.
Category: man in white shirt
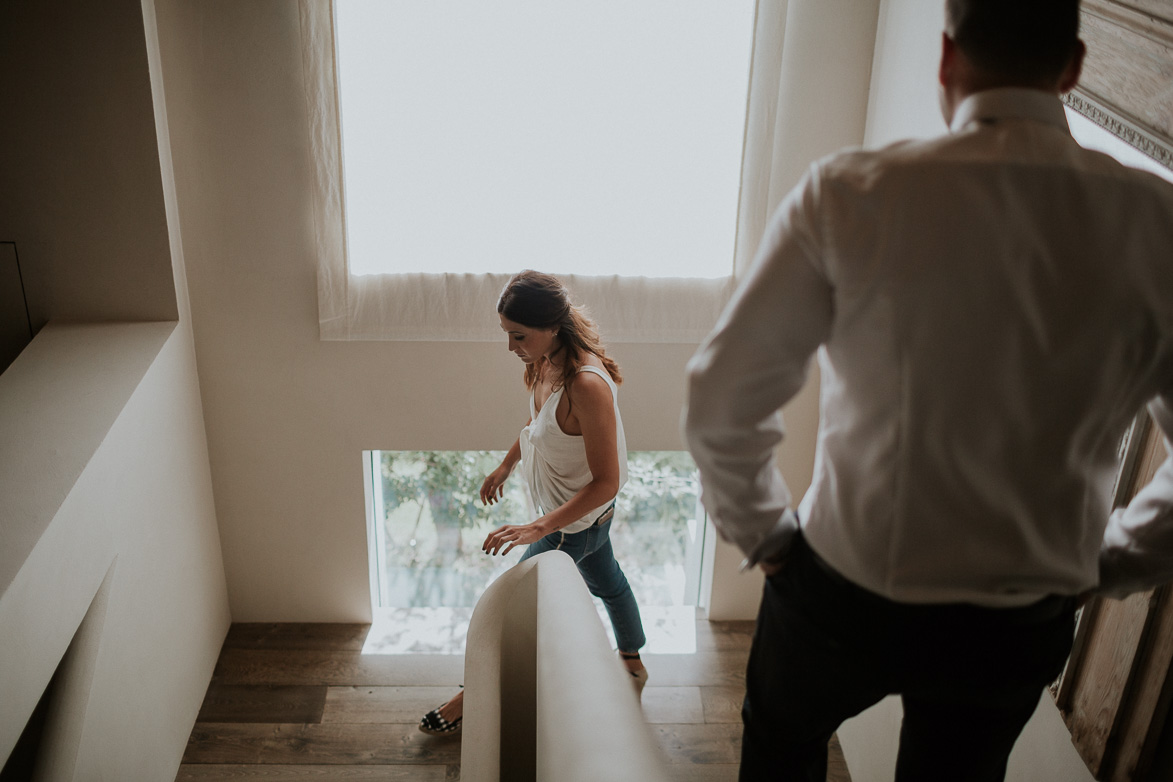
[683,0,1173,779]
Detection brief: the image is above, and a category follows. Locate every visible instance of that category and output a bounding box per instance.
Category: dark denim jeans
[740,534,1075,782]
[520,516,647,654]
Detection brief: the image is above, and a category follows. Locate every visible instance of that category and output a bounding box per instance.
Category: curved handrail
[460,550,668,782]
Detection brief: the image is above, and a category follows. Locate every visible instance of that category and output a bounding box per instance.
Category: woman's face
[499,314,558,364]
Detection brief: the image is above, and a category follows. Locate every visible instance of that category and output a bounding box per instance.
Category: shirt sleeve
[682,164,834,567]
[1098,391,1173,598]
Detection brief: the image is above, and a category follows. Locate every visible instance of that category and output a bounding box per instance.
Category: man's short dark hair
[946,0,1081,84]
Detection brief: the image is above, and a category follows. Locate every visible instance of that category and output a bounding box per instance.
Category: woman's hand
[480,463,513,506]
[483,521,549,556]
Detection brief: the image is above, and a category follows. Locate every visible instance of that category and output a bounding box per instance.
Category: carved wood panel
[1114,587,1173,780]
[1112,0,1173,24]
[1065,0,1173,167]
[1065,592,1152,777]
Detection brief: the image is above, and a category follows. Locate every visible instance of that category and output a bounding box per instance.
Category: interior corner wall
[0,0,177,325]
[839,692,1095,782]
[707,0,883,620]
[64,327,229,779]
[863,0,948,148]
[0,320,228,779]
[838,2,1096,779]
[764,0,889,509]
[0,324,230,779]
[0,0,230,775]
[152,0,703,621]
[154,0,896,623]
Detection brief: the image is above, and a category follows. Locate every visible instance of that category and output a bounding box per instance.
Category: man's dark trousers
[739,535,1076,782]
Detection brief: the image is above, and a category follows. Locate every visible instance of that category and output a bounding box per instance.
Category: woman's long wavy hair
[497,270,622,391]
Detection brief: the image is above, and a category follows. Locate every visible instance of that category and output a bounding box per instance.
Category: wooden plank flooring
[176,621,851,781]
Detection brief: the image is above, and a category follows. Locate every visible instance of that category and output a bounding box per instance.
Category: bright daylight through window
[334,1,755,279]
[363,450,705,654]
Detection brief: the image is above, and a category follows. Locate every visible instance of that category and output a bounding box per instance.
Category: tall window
[363,450,706,653]
[333,1,756,280]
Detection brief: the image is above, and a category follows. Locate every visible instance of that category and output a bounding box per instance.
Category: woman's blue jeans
[519,518,647,654]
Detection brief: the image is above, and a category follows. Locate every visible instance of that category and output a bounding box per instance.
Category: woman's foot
[619,651,649,695]
[419,689,464,736]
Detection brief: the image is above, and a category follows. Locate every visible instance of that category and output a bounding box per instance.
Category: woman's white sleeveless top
[519,365,628,534]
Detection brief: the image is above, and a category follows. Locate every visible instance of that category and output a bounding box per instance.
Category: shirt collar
[949,88,1071,135]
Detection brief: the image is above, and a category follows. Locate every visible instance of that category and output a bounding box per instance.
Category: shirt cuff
[739,508,801,572]
[1096,504,1173,599]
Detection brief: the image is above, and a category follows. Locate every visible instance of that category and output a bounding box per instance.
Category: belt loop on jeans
[594,502,616,525]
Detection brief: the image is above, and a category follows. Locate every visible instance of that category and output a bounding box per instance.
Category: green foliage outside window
[379,450,698,608]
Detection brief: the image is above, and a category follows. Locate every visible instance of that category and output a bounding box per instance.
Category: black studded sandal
[419,705,462,736]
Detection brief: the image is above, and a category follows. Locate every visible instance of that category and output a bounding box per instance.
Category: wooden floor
[176,621,851,781]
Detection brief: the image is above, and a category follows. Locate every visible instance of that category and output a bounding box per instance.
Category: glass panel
[334,1,756,278]
[364,449,703,653]
[612,451,702,607]
[379,450,528,608]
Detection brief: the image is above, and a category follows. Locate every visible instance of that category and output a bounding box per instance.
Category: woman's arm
[480,424,528,506]
[483,374,620,555]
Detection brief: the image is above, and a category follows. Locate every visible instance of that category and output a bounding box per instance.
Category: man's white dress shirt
[684,89,1173,607]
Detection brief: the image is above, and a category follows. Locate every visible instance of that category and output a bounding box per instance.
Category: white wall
[155,0,804,622]
[863,0,948,148]
[838,2,1095,779]
[709,0,884,619]
[0,322,229,778]
[70,327,228,778]
[0,323,170,764]
[0,0,177,325]
[839,693,1095,782]
[0,0,230,776]
[150,0,895,623]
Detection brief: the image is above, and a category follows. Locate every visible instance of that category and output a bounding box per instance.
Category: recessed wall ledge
[0,320,176,761]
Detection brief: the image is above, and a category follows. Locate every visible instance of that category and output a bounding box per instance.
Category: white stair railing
[460,550,668,782]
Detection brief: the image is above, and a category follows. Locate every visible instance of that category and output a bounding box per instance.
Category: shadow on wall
[0,242,41,374]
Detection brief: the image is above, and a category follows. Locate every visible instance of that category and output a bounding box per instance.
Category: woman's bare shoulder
[579,353,606,370]
[566,361,613,404]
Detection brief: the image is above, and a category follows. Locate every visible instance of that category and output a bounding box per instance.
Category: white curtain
[321,271,735,343]
[300,0,835,343]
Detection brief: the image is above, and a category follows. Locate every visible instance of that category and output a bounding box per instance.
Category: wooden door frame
[1056,412,1173,781]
